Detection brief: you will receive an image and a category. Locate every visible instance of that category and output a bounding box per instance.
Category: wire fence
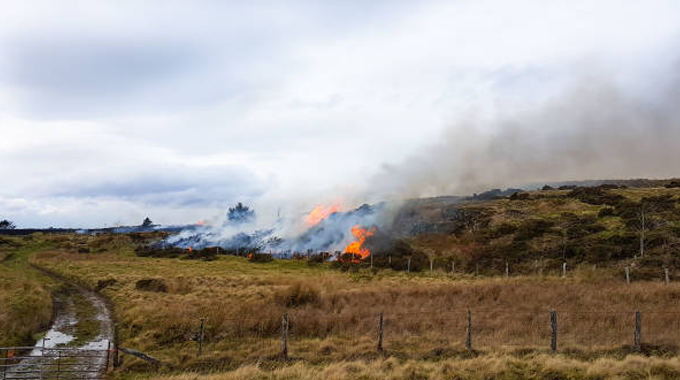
[179,309,680,361]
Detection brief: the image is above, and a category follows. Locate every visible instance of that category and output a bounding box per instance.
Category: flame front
[305,204,340,226]
[344,225,376,260]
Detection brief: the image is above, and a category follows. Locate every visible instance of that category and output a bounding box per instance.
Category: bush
[598,207,615,217]
[135,278,168,293]
[249,253,273,263]
[568,186,625,206]
[274,282,320,307]
[514,219,554,241]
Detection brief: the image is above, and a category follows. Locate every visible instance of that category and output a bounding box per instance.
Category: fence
[0,346,109,379]
[183,309,680,361]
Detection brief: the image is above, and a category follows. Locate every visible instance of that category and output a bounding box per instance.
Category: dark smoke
[370,72,680,199]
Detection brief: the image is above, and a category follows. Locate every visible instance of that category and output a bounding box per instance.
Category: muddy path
[6,271,114,379]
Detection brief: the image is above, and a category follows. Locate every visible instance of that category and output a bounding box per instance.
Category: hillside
[385,180,680,279]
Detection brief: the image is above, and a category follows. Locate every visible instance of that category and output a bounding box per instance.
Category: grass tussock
[273,282,321,307]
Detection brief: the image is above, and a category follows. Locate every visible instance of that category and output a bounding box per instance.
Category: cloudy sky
[1,0,679,228]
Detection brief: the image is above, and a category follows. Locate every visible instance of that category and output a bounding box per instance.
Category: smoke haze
[370,69,680,200]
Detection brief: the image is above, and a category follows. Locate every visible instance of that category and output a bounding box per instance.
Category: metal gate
[0,346,109,380]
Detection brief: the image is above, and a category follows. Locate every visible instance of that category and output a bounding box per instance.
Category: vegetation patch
[135,278,169,293]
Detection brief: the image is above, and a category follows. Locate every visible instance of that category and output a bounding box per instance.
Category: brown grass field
[0,235,55,347]
[11,232,676,379]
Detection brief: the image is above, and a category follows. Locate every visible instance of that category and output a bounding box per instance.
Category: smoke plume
[370,71,680,199]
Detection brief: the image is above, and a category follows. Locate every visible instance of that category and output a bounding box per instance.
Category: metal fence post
[562,262,567,277]
[550,310,557,353]
[281,313,289,358]
[466,309,472,350]
[198,317,205,356]
[378,312,384,352]
[634,311,642,352]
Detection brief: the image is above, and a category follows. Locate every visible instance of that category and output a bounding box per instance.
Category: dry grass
[0,235,55,346]
[28,234,680,372]
[128,354,680,380]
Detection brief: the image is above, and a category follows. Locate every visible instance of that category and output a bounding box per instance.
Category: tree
[635,203,656,258]
[0,220,16,230]
[227,202,255,224]
[141,217,154,228]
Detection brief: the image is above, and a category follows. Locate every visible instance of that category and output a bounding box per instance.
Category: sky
[1,0,679,228]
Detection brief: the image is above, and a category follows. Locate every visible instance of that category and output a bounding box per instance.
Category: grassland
[23,234,679,378]
[4,184,680,379]
[0,235,56,347]
[131,354,680,380]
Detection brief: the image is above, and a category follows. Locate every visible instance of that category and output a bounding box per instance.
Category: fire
[188,246,193,252]
[196,220,206,226]
[305,204,340,226]
[344,225,376,260]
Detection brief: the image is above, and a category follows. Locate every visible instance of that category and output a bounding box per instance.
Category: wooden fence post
[407,257,411,273]
[451,261,455,274]
[56,350,62,377]
[105,341,110,372]
[665,268,670,285]
[550,310,557,353]
[562,262,567,277]
[281,313,289,358]
[198,317,205,356]
[370,253,373,269]
[634,311,642,352]
[466,309,472,350]
[505,262,509,278]
[388,255,391,265]
[625,267,630,284]
[113,325,120,368]
[378,313,384,352]
[430,259,433,273]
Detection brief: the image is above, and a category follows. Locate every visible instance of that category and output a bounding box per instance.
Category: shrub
[274,282,320,307]
[568,186,625,206]
[598,207,615,217]
[135,278,168,293]
[249,253,273,263]
[514,219,554,241]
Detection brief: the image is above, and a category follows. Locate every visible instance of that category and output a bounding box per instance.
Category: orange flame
[188,246,193,252]
[306,204,340,226]
[196,220,205,226]
[344,225,376,260]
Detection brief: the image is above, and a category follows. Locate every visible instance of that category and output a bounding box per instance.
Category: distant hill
[386,179,680,278]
